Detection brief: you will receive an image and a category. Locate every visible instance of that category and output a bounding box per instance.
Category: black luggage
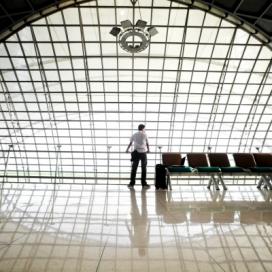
[155,164,167,190]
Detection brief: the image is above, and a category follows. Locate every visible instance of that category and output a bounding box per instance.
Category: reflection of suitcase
[155,164,167,190]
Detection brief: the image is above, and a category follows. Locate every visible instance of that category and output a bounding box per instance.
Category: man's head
[138,124,145,131]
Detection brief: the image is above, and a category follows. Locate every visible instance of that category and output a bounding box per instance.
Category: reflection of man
[126,189,150,256]
[126,124,150,189]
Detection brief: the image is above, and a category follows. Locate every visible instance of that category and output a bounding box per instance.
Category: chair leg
[211,175,220,190]
[207,176,212,190]
[218,174,227,190]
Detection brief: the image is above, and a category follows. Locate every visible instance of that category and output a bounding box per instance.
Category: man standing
[126,124,150,189]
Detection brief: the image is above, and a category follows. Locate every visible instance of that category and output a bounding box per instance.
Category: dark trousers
[130,152,147,186]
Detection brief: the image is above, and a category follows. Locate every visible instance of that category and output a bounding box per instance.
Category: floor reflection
[0,183,272,272]
[155,189,272,225]
[127,189,150,256]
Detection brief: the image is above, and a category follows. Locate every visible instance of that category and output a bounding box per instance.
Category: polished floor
[0,182,272,272]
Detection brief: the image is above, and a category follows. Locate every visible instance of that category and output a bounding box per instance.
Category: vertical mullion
[143,2,154,123]
[212,28,238,151]
[78,5,98,182]
[16,31,42,176]
[229,45,263,152]
[142,0,155,170]
[30,26,61,177]
[194,19,223,152]
[173,9,190,151]
[57,12,82,179]
[206,28,237,152]
[245,59,272,150]
[113,1,121,182]
[0,80,18,172]
[154,0,175,154]
[95,2,110,182]
[166,1,186,152]
[171,11,206,152]
[131,3,135,142]
[0,66,27,177]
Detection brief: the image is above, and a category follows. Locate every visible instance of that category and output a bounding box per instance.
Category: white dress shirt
[130,131,149,153]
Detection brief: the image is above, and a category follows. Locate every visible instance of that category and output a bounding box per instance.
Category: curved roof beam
[0,0,92,42]
[0,0,271,48]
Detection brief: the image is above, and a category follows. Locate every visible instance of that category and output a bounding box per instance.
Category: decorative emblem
[110,19,158,53]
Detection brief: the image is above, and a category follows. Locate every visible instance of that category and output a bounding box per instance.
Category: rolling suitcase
[155,164,167,190]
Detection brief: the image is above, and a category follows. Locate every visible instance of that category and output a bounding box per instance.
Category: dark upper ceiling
[0,0,272,44]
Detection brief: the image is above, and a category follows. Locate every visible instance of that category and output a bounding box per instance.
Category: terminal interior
[0,0,272,271]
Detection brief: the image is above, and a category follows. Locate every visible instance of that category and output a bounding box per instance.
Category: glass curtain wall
[0,0,271,183]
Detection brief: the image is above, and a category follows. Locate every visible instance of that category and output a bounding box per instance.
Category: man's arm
[146,139,150,153]
[126,141,132,153]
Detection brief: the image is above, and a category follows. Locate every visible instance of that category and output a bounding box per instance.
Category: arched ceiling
[0,0,272,44]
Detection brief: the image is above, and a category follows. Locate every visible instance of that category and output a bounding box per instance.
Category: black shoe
[142,184,150,189]
[127,184,134,189]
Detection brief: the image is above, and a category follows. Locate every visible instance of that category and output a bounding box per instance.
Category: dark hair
[138,124,145,131]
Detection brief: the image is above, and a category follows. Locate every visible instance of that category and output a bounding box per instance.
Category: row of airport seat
[162,152,272,191]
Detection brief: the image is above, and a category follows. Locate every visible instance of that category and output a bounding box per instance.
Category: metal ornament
[119,27,150,53]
